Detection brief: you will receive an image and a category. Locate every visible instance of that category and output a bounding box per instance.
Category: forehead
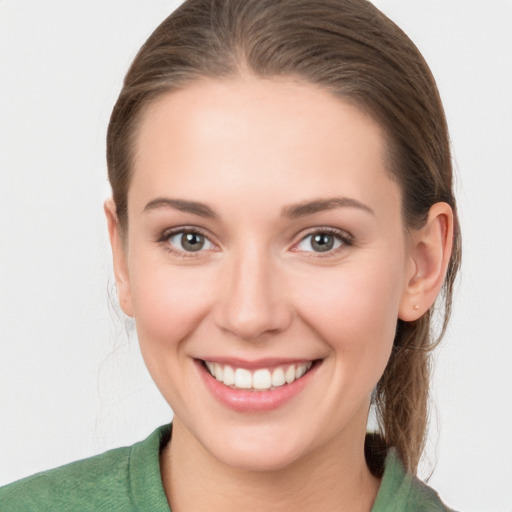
[129,77,400,220]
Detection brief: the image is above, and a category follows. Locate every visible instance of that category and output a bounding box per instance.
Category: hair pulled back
[107,0,461,475]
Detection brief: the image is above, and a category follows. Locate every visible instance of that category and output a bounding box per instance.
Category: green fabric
[373,448,456,512]
[0,424,455,511]
[0,425,172,512]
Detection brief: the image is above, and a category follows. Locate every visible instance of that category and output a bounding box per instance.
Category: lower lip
[196,360,320,413]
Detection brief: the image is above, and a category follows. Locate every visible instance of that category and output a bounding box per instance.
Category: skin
[105,77,453,512]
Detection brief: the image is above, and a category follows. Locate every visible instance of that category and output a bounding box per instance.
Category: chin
[213,443,303,473]
[200,422,315,473]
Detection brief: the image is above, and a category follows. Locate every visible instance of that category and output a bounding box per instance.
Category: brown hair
[107,0,461,475]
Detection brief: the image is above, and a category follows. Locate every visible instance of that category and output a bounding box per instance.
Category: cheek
[292,258,404,376]
[128,256,214,359]
[127,258,218,411]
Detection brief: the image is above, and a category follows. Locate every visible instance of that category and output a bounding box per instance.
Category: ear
[104,199,134,317]
[398,202,454,321]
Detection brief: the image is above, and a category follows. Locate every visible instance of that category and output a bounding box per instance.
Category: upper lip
[196,357,319,369]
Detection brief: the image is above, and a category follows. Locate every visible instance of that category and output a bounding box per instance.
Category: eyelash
[157,226,354,258]
[292,228,354,257]
[158,226,215,258]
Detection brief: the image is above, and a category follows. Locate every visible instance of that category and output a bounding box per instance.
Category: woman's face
[117,77,415,471]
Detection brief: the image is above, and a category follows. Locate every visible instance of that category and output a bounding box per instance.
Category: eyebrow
[282,197,375,218]
[143,198,217,218]
[143,196,374,219]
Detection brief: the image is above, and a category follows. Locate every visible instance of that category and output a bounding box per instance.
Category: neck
[160,419,381,512]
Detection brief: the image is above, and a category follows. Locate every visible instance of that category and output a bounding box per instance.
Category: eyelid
[158,225,218,257]
[290,227,354,255]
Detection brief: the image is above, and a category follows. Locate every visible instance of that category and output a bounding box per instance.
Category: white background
[1,1,511,510]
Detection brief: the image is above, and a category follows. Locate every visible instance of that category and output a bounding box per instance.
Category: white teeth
[223,365,235,386]
[214,363,224,382]
[285,365,296,384]
[253,369,272,390]
[205,361,313,391]
[234,368,252,389]
[271,367,285,387]
[296,363,308,379]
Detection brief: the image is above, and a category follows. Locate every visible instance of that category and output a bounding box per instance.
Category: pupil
[312,234,333,252]
[183,232,204,251]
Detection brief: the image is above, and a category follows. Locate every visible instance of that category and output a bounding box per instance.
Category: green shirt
[0,425,456,511]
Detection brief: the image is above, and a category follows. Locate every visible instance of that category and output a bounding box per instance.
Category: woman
[0,0,461,510]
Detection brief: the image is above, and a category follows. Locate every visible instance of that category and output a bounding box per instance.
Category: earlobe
[104,199,134,317]
[398,202,454,321]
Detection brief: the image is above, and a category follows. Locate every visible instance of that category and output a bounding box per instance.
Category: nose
[214,245,292,341]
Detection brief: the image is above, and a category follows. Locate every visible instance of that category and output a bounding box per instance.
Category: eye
[166,230,214,253]
[295,230,351,254]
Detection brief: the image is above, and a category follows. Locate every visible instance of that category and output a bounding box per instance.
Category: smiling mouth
[202,360,317,391]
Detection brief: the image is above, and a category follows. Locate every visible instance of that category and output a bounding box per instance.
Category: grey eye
[311,233,335,252]
[297,232,343,253]
[168,231,212,252]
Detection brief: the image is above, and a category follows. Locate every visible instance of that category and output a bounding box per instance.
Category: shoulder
[0,447,130,511]
[372,449,458,512]
[0,424,172,512]
[406,477,457,512]
[0,445,132,511]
